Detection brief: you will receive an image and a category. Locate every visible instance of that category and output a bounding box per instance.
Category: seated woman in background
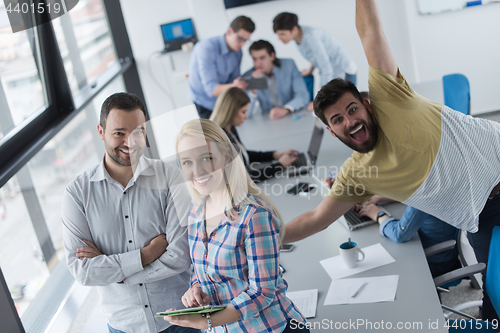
[165,119,309,332]
[210,87,298,182]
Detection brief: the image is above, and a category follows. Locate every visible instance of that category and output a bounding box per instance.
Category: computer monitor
[160,18,197,53]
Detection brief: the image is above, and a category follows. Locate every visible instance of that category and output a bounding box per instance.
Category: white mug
[339,241,365,268]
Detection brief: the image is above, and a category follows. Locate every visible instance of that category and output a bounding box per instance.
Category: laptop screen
[307,119,324,164]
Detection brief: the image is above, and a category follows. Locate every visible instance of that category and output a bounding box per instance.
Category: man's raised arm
[283,197,354,243]
[356,0,398,77]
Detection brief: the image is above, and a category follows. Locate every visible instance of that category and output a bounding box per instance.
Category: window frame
[0,1,154,332]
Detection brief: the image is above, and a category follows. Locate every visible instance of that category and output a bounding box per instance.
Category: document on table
[320,243,395,280]
[286,289,318,318]
[324,275,399,305]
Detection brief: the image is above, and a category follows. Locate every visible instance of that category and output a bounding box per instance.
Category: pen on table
[351,282,367,298]
[466,0,482,6]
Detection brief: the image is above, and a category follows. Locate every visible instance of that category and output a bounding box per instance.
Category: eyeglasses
[236,34,250,44]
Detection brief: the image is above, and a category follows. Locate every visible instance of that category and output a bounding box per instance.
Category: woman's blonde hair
[210,87,250,129]
[176,119,285,242]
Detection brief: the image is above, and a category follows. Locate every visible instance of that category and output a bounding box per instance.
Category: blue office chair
[303,75,314,102]
[486,226,500,317]
[443,226,500,332]
[443,74,470,115]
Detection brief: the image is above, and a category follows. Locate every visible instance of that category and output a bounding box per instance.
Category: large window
[53,0,117,96]
[0,1,147,332]
[0,3,47,138]
[0,176,49,317]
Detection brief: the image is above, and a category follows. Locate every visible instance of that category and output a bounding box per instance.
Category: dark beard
[106,145,142,166]
[334,114,379,154]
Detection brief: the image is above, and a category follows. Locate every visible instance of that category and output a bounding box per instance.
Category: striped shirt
[188,195,306,332]
[403,105,500,232]
[329,66,500,232]
[296,26,357,86]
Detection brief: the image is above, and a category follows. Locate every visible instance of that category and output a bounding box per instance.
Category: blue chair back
[303,75,314,102]
[442,74,470,115]
[486,226,500,315]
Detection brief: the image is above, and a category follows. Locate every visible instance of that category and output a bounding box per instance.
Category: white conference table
[239,111,448,332]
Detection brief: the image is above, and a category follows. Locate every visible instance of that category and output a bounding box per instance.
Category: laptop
[287,119,324,177]
[338,206,390,231]
[160,18,198,53]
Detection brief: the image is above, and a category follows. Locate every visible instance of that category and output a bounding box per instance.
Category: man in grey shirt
[61,93,199,333]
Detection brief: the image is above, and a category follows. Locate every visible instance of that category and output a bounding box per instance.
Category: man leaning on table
[188,16,254,119]
[243,40,309,120]
[61,93,199,333]
[283,0,500,322]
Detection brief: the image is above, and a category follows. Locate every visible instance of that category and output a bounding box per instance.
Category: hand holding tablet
[156,305,226,317]
[240,76,268,90]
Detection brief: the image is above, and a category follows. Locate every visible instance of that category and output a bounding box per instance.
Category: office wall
[119,0,417,158]
[119,0,198,159]
[119,0,500,134]
[187,0,417,92]
[403,0,500,114]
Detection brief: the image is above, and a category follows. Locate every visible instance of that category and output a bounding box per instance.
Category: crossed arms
[62,180,191,286]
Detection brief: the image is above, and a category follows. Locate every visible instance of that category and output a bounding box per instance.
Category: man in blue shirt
[243,40,309,119]
[188,16,255,119]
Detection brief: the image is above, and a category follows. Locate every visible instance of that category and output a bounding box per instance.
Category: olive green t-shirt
[328,66,442,204]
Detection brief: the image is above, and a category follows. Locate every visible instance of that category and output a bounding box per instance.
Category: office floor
[66,111,500,331]
[439,280,483,319]
[478,110,500,123]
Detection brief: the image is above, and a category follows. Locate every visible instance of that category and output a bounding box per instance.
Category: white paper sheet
[324,275,399,305]
[320,243,395,280]
[286,289,318,318]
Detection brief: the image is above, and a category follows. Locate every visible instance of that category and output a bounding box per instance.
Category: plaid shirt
[188,195,306,332]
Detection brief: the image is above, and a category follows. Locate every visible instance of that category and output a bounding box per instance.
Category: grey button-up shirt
[297,26,356,86]
[62,156,192,333]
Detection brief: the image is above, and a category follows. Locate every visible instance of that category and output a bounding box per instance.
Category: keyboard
[343,208,377,230]
[291,152,308,168]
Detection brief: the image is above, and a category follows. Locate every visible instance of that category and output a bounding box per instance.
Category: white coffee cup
[339,241,365,268]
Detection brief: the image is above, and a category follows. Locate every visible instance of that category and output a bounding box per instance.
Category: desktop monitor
[160,18,198,53]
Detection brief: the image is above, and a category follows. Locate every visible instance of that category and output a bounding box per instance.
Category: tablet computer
[241,76,268,90]
[156,305,226,317]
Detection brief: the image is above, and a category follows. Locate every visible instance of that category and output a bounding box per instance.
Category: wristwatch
[376,211,388,223]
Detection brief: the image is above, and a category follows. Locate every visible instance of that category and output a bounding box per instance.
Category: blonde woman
[210,87,299,182]
[165,119,309,332]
